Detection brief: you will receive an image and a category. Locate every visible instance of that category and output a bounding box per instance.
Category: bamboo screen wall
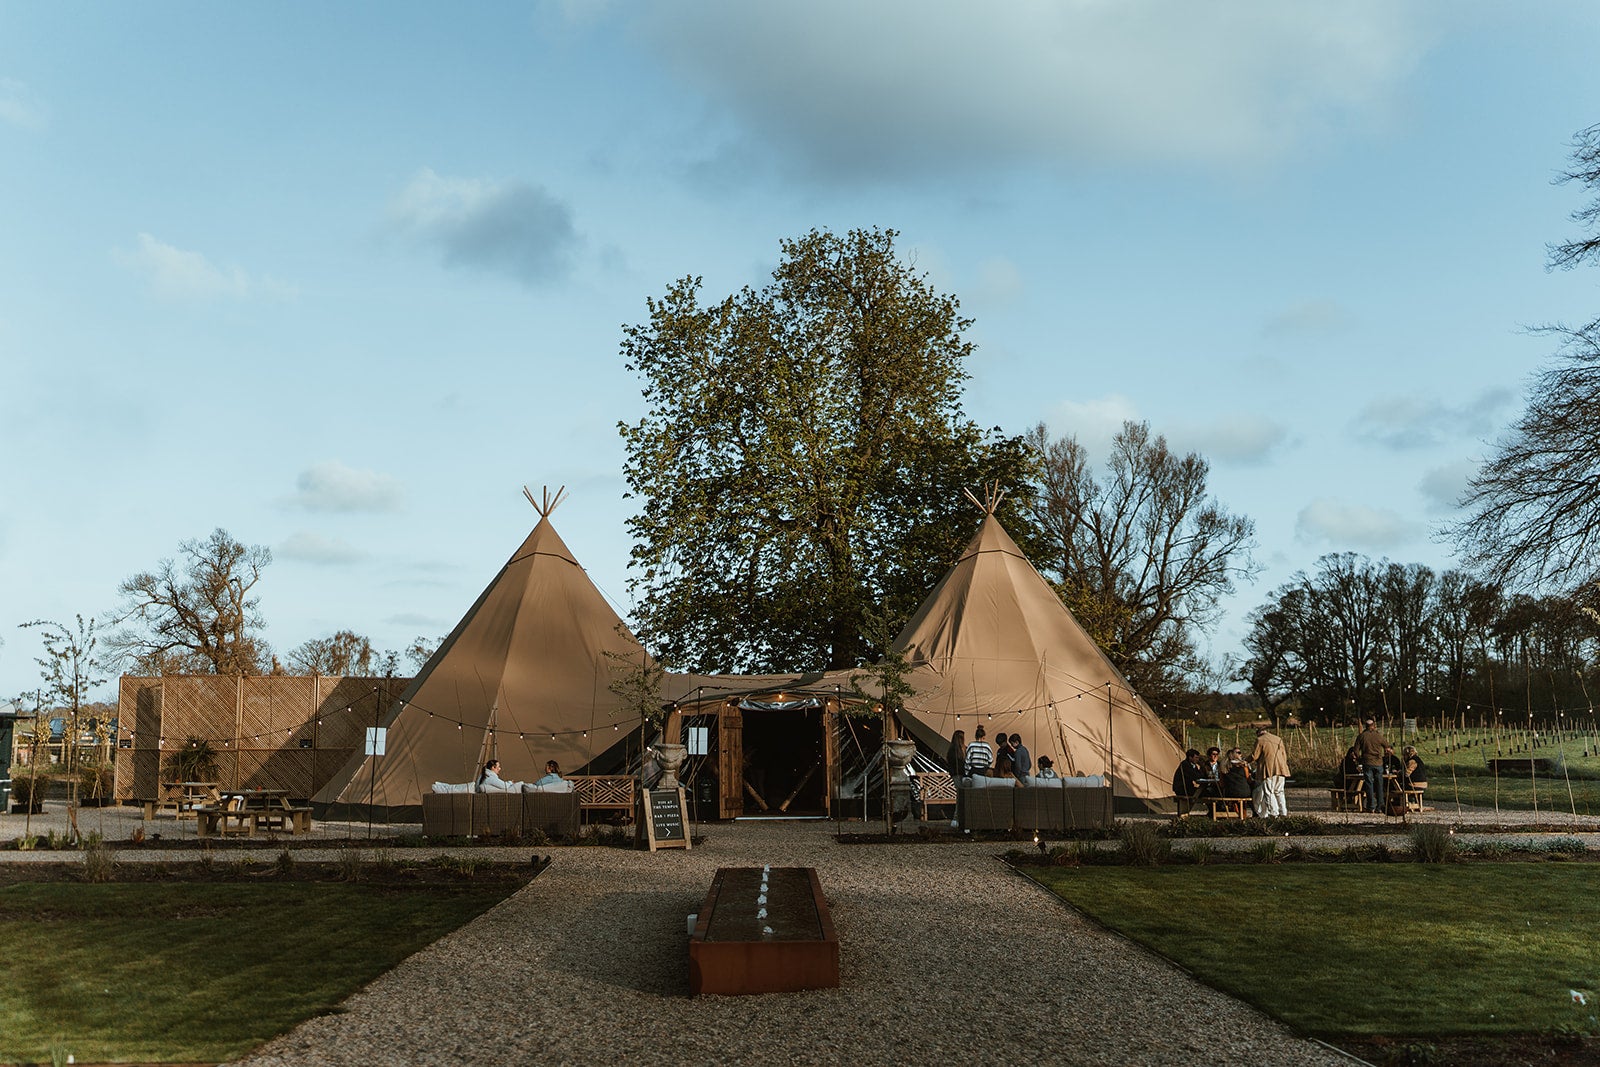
[114,676,407,801]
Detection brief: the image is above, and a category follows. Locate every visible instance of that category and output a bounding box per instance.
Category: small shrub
[1186,841,1214,866]
[1049,840,1096,866]
[275,848,295,875]
[1469,839,1509,860]
[1282,844,1308,862]
[83,838,117,883]
[78,762,114,802]
[1338,845,1363,863]
[1544,837,1587,855]
[1368,842,1394,863]
[8,768,51,808]
[1118,821,1170,867]
[1381,1041,1438,1067]
[372,848,395,869]
[336,849,366,883]
[430,854,482,877]
[1249,839,1279,864]
[1409,823,1455,863]
[16,834,39,852]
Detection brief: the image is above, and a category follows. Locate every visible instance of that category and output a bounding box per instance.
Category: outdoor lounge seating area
[959,780,1112,831]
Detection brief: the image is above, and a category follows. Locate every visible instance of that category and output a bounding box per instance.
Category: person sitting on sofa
[477,759,521,792]
[1035,755,1059,780]
[534,760,564,788]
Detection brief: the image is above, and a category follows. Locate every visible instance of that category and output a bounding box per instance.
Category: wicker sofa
[421,791,580,838]
[959,778,1112,831]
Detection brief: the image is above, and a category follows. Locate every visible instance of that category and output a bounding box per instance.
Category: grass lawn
[1026,864,1600,1040]
[0,871,525,1064]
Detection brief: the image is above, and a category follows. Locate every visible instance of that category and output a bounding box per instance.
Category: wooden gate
[717,700,743,819]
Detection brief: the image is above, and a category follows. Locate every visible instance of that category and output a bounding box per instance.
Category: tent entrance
[739,704,827,816]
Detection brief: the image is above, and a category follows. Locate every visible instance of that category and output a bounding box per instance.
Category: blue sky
[4,2,1600,701]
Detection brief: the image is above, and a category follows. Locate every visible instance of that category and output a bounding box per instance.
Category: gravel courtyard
[227,819,1353,1067]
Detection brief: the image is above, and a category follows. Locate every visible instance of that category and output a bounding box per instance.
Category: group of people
[1335,717,1427,813]
[476,758,564,792]
[946,724,1057,782]
[1171,725,1291,817]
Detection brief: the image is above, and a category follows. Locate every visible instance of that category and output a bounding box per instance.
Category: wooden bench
[570,775,637,821]
[689,866,839,996]
[1210,796,1251,820]
[917,771,957,823]
[1403,788,1426,812]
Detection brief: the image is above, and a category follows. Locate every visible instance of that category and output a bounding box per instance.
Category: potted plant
[78,762,115,806]
[9,767,49,813]
[164,736,220,784]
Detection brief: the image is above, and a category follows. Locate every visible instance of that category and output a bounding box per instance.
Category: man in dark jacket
[1354,717,1388,814]
[1172,748,1205,810]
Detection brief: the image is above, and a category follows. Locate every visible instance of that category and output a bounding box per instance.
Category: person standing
[946,729,966,779]
[1249,725,1291,817]
[1353,717,1388,814]
[964,724,994,778]
[1011,732,1032,782]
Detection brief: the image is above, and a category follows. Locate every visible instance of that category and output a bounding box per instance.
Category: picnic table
[196,789,313,838]
[143,781,219,820]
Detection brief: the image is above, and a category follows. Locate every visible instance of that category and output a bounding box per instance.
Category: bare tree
[110,528,272,675]
[1454,124,1600,590]
[288,630,379,675]
[1025,420,1257,698]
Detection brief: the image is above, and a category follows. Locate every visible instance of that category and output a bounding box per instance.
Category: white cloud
[1295,498,1421,550]
[390,168,580,285]
[0,79,47,129]
[1352,388,1513,450]
[114,233,294,300]
[1171,414,1289,466]
[1261,299,1355,339]
[285,461,403,513]
[1047,393,1140,461]
[622,1,1428,180]
[1418,459,1476,514]
[277,531,366,566]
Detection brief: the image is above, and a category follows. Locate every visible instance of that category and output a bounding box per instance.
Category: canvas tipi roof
[894,506,1184,809]
[315,490,654,809]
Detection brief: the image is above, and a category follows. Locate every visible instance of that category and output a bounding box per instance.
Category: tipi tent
[314,489,656,814]
[894,499,1185,812]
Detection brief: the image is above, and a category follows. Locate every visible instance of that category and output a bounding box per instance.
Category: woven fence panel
[212,748,240,791]
[315,750,360,793]
[119,750,162,803]
[163,676,239,748]
[242,676,315,750]
[115,679,165,800]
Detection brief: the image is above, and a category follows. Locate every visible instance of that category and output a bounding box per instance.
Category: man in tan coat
[1249,725,1291,816]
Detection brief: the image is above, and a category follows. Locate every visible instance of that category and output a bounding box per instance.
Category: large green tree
[619,227,1033,673]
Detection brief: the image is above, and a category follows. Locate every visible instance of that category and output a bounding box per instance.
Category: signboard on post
[364,727,387,756]
[643,786,690,851]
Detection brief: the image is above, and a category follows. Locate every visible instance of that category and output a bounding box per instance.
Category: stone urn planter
[652,743,688,790]
[884,739,917,785]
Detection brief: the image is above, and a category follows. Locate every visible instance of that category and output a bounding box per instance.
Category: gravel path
[229,821,1351,1067]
